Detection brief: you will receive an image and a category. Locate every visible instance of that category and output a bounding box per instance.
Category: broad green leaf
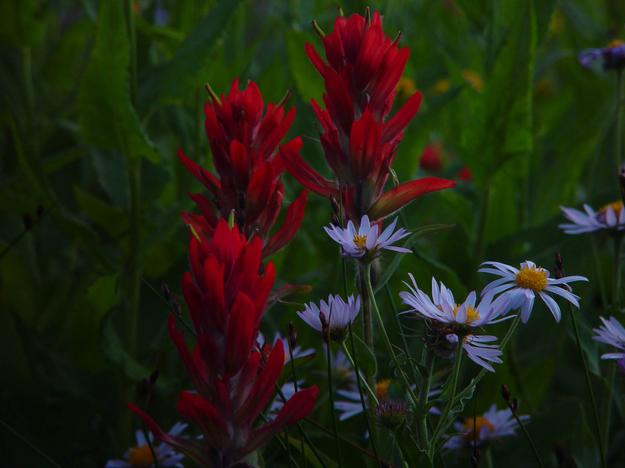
[79,0,158,162]
[74,186,129,238]
[139,0,243,103]
[101,315,150,381]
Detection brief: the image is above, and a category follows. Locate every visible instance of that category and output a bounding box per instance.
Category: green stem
[603,363,616,464]
[592,237,609,310]
[474,186,491,270]
[363,263,419,407]
[429,341,463,459]
[141,426,159,468]
[0,418,62,468]
[615,70,623,172]
[418,355,435,447]
[384,284,420,383]
[569,305,605,468]
[287,342,304,467]
[325,341,343,468]
[341,342,379,404]
[508,406,543,467]
[613,236,623,308]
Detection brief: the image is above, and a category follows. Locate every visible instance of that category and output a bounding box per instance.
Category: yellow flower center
[608,39,625,48]
[128,445,155,467]
[453,305,480,324]
[462,416,494,439]
[353,234,367,250]
[515,266,548,292]
[599,201,624,215]
[376,379,391,400]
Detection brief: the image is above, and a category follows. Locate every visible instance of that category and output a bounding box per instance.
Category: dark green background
[1,0,624,466]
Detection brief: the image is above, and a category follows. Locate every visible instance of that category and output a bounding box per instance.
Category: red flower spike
[129,221,317,467]
[180,80,307,257]
[284,10,454,222]
[263,190,308,257]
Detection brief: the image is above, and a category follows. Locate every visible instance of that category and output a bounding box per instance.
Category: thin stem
[418,355,435,447]
[569,304,606,468]
[592,237,609,310]
[287,344,304,467]
[363,263,419,407]
[474,186,491,271]
[603,363,616,464]
[615,70,623,172]
[504,404,543,467]
[141,426,159,468]
[613,236,623,308]
[429,341,463,459]
[0,418,62,468]
[384,284,420,383]
[325,341,343,468]
[341,342,379,404]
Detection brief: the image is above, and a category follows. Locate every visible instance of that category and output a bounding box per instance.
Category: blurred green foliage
[1,0,625,466]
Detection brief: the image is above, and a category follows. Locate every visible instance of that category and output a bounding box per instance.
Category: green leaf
[286,30,323,102]
[139,0,243,103]
[347,333,378,377]
[73,186,128,237]
[101,315,150,381]
[79,0,158,162]
[374,224,455,293]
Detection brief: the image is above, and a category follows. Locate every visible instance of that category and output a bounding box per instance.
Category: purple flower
[579,40,625,71]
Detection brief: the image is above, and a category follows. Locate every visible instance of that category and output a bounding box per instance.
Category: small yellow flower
[432,78,450,95]
[515,265,548,293]
[128,445,154,467]
[462,69,483,92]
[396,76,417,100]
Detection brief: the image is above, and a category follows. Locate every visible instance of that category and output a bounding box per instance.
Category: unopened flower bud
[554,252,564,280]
[287,321,297,349]
[501,384,512,403]
[375,399,407,429]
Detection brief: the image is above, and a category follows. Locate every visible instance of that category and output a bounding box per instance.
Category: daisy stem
[615,69,623,171]
[287,343,305,466]
[592,237,609,310]
[602,363,616,467]
[428,341,463,460]
[418,355,436,447]
[568,304,606,468]
[141,425,159,468]
[613,235,623,307]
[364,263,419,408]
[326,340,344,468]
[503,401,543,467]
[341,341,380,404]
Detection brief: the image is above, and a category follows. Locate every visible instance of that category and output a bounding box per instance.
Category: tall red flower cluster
[281,10,455,221]
[129,221,318,467]
[179,79,308,257]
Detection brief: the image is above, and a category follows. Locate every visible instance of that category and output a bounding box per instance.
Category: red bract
[129,221,318,467]
[179,79,308,257]
[281,10,454,221]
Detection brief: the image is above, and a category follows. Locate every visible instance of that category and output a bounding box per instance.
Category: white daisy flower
[560,201,625,234]
[399,276,513,371]
[297,294,361,341]
[324,215,411,259]
[256,332,315,363]
[268,380,305,419]
[105,423,187,467]
[593,316,625,361]
[479,260,588,323]
[444,404,529,449]
[335,379,392,421]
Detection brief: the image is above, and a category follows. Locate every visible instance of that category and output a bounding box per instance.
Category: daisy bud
[287,321,297,350]
[554,252,564,280]
[501,384,512,403]
[511,398,519,415]
[376,400,407,429]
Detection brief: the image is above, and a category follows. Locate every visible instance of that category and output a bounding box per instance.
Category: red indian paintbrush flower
[178,79,308,257]
[129,220,318,467]
[281,9,454,221]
